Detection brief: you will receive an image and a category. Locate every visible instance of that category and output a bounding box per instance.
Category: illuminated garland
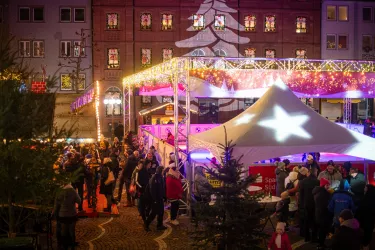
[95,81,101,141]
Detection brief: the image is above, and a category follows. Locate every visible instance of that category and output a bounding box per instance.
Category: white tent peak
[189,80,375,164]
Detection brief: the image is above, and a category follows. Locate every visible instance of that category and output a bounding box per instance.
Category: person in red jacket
[268,222,292,250]
[166,164,183,225]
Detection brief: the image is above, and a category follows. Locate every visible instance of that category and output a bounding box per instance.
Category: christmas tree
[175,0,249,57]
[192,127,267,249]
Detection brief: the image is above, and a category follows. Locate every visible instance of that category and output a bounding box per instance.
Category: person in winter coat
[53,183,81,249]
[118,150,139,206]
[296,166,308,237]
[349,168,366,205]
[267,222,292,250]
[299,168,319,242]
[328,179,355,228]
[144,166,167,231]
[193,166,212,202]
[166,165,183,226]
[145,152,159,177]
[317,161,342,190]
[275,162,288,197]
[305,154,320,173]
[99,158,114,213]
[312,178,332,249]
[135,159,150,222]
[149,146,162,165]
[331,209,362,250]
[284,171,299,214]
[356,184,375,250]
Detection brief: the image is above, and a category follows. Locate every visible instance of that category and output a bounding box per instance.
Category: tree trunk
[8,191,16,237]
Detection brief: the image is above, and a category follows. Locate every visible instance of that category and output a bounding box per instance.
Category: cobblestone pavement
[54,206,346,250]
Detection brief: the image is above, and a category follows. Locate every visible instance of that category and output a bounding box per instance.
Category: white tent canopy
[189,78,375,165]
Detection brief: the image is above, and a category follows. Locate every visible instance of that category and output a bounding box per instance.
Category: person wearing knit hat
[313,178,332,249]
[305,154,321,172]
[331,209,361,250]
[267,222,292,250]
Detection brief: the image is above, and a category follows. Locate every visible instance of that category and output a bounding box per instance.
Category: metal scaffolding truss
[122,82,131,134]
[123,58,375,88]
[343,98,352,128]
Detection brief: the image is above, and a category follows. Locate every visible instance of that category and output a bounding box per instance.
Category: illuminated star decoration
[258,105,311,142]
[234,114,255,126]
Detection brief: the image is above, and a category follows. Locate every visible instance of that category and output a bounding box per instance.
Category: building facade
[321,0,375,121]
[93,0,321,135]
[0,0,95,139]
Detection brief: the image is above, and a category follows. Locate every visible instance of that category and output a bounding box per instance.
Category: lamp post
[104,97,122,141]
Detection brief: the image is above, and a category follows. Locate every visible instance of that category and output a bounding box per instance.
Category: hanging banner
[70,88,95,112]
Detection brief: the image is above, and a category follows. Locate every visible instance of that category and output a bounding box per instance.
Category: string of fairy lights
[122,58,375,96]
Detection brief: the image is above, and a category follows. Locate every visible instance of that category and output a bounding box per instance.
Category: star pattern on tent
[234,114,255,126]
[258,105,311,142]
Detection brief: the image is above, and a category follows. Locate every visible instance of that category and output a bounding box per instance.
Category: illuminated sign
[70,88,94,112]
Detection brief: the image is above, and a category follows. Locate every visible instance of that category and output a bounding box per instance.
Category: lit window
[74,8,85,22]
[162,48,173,62]
[244,48,256,58]
[214,49,226,57]
[296,49,307,59]
[264,15,276,32]
[60,8,71,22]
[327,6,336,20]
[265,49,276,58]
[214,15,225,31]
[73,41,85,57]
[161,14,173,30]
[105,87,122,116]
[296,17,307,33]
[244,15,256,32]
[140,13,152,30]
[60,41,71,57]
[61,74,72,90]
[33,7,44,22]
[338,6,348,21]
[19,41,31,57]
[191,49,205,56]
[106,13,119,29]
[326,35,336,49]
[33,41,44,57]
[193,14,204,30]
[107,48,120,69]
[141,48,152,67]
[362,35,372,52]
[19,7,30,22]
[338,35,348,49]
[363,8,372,22]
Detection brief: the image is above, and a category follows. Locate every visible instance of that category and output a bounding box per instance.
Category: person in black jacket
[331,209,362,250]
[145,152,159,177]
[349,168,366,206]
[299,167,319,242]
[356,184,375,250]
[144,166,167,231]
[118,150,139,206]
[135,159,149,222]
[313,178,332,250]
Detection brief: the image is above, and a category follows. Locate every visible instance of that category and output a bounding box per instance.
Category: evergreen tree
[0,28,71,236]
[192,127,267,249]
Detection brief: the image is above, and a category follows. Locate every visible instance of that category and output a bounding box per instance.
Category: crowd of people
[52,134,186,249]
[271,154,373,250]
